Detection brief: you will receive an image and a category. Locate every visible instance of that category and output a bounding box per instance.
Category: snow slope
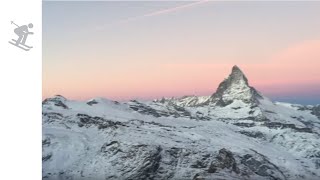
[43,66,320,180]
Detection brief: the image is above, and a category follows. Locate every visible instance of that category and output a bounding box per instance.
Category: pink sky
[43,1,320,103]
[43,39,320,101]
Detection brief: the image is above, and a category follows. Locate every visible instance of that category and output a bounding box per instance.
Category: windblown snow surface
[43,66,320,180]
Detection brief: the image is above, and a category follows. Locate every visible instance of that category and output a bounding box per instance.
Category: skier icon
[9,21,34,51]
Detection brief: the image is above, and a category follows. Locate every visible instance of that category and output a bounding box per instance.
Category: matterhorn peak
[231,65,242,73]
[229,65,249,85]
[231,65,241,72]
[208,65,262,106]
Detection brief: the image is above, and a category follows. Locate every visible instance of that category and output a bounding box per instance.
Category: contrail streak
[142,0,210,18]
[96,0,209,30]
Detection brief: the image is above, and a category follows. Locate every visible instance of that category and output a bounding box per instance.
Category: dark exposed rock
[263,122,312,133]
[123,146,163,180]
[239,131,265,139]
[193,173,205,180]
[86,99,98,106]
[233,122,256,127]
[249,115,270,122]
[171,103,192,117]
[297,106,312,111]
[138,146,162,179]
[42,153,52,162]
[208,148,240,174]
[99,143,219,180]
[230,116,269,127]
[191,160,207,168]
[42,112,63,119]
[158,97,166,103]
[42,95,68,109]
[265,110,276,114]
[311,105,320,119]
[147,121,173,128]
[42,137,51,146]
[129,100,194,119]
[248,110,256,114]
[309,151,320,158]
[101,141,122,155]
[193,111,211,121]
[314,159,320,169]
[195,149,287,180]
[127,119,175,129]
[76,113,125,129]
[129,102,162,117]
[87,99,120,106]
[42,112,64,123]
[241,150,287,180]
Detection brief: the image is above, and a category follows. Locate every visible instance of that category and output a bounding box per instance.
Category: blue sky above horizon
[43,1,320,105]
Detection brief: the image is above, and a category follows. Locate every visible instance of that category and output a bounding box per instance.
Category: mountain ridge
[154,65,265,107]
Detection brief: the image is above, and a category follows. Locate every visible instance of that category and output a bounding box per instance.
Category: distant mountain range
[43,66,320,180]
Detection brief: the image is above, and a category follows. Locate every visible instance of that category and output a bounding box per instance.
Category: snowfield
[43,66,320,180]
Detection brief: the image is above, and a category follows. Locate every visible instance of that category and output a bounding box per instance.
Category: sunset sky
[43,1,320,105]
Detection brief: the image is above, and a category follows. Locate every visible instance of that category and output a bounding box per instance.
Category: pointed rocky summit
[207,65,263,106]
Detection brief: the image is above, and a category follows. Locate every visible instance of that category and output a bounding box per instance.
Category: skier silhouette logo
[9,21,34,51]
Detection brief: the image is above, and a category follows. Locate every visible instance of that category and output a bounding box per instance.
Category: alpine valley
[42,66,320,180]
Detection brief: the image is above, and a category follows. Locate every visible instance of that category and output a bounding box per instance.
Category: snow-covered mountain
[42,66,320,180]
[155,65,263,107]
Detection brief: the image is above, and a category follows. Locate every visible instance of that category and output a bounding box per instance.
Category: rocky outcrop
[241,150,287,180]
[312,105,320,119]
[99,143,174,180]
[263,122,313,133]
[208,148,240,174]
[129,100,193,119]
[42,95,69,109]
[239,131,266,139]
[42,112,64,123]
[86,99,99,106]
[194,149,287,180]
[77,113,126,129]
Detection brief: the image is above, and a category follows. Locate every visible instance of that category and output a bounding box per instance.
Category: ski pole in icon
[9,21,34,51]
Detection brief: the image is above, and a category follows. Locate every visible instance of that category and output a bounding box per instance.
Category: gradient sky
[43,1,320,105]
